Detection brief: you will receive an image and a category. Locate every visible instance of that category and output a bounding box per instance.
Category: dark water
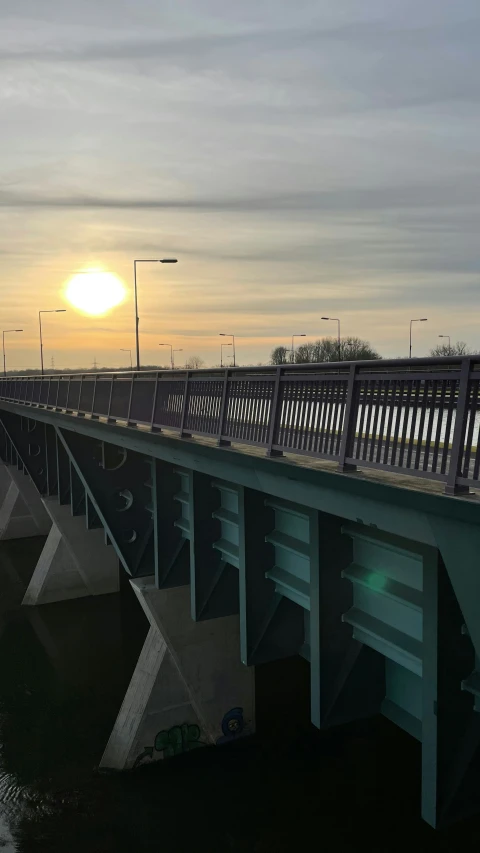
[0,539,479,852]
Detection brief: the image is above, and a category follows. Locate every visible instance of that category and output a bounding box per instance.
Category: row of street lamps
[0,256,453,376]
[2,309,67,377]
[292,318,451,362]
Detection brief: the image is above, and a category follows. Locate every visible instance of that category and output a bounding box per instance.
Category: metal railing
[0,356,479,495]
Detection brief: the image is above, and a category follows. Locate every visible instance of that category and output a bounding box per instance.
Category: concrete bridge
[0,356,479,829]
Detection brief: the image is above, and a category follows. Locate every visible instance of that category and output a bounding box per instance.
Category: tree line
[270,336,380,364]
[270,337,477,365]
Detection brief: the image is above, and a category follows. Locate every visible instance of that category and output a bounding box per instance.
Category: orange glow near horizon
[64,269,126,317]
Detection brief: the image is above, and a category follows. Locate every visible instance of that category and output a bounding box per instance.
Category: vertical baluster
[266,367,284,457]
[217,369,231,447]
[422,380,440,472]
[460,379,478,479]
[338,364,358,472]
[180,372,192,437]
[406,381,421,469]
[431,380,447,474]
[445,358,472,494]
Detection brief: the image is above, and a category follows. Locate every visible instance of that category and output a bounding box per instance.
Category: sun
[64,269,126,316]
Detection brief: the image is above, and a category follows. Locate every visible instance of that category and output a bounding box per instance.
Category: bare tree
[185,355,205,369]
[292,337,380,364]
[270,346,289,365]
[429,341,472,357]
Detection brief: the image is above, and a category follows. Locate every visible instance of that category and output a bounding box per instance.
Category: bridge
[0,355,479,829]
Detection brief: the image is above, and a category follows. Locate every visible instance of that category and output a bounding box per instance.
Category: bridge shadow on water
[0,538,479,852]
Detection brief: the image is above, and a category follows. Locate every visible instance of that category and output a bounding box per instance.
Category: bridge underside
[0,400,479,829]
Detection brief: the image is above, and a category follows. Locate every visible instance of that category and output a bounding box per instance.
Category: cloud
[1,173,480,213]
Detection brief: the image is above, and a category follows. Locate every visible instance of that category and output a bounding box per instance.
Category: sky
[1,0,479,370]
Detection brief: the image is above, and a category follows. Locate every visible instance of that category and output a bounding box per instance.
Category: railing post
[126,373,136,426]
[76,374,85,416]
[266,366,284,458]
[65,375,73,412]
[445,357,472,496]
[217,369,231,447]
[338,363,358,473]
[91,374,99,419]
[107,374,115,422]
[150,373,161,432]
[180,372,192,437]
[54,374,61,410]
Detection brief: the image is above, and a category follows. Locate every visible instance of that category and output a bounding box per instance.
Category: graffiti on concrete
[134,722,205,767]
[154,723,204,757]
[216,707,245,745]
[134,709,247,767]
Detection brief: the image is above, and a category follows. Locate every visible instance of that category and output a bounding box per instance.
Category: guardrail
[0,356,479,495]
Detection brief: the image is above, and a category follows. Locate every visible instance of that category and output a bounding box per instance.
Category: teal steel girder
[0,412,58,497]
[153,460,190,589]
[189,470,239,621]
[238,488,305,666]
[56,427,153,578]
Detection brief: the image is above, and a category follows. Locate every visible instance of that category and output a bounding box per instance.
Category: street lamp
[159,343,173,370]
[219,334,236,367]
[409,318,428,358]
[321,317,341,360]
[39,309,67,375]
[172,348,183,369]
[134,258,178,371]
[439,334,451,351]
[291,334,306,363]
[3,329,23,377]
[120,348,133,369]
[221,342,232,367]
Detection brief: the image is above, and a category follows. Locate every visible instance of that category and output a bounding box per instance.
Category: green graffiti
[154,723,204,758]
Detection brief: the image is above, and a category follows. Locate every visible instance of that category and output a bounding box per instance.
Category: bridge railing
[1,356,479,495]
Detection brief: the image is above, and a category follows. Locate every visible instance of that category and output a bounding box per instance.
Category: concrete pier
[101,578,255,770]
[22,499,119,605]
[0,464,51,540]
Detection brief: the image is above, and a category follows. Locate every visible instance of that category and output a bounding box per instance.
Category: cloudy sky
[1,0,479,369]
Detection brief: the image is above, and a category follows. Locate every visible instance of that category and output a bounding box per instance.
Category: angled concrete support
[23,498,119,605]
[100,578,255,770]
[0,464,51,540]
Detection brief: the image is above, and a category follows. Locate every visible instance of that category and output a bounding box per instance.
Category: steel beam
[189,471,239,621]
[56,427,153,577]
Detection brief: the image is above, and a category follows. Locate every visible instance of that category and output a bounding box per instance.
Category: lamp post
[321,317,341,360]
[120,348,133,369]
[39,309,66,375]
[134,258,178,370]
[159,343,173,370]
[3,329,23,377]
[172,348,183,369]
[291,334,306,363]
[439,334,451,352]
[409,318,428,358]
[221,342,232,367]
[219,334,235,367]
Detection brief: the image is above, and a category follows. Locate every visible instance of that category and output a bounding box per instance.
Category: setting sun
[64,270,126,316]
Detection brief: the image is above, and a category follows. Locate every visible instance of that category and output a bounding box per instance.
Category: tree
[340,336,380,361]
[294,337,380,364]
[185,355,205,370]
[270,346,289,365]
[429,341,472,357]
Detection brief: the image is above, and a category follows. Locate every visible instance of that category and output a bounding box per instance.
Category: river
[0,535,477,851]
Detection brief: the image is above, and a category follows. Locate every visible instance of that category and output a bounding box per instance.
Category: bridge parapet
[1,355,479,496]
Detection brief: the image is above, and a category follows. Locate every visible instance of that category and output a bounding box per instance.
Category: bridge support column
[100,577,255,770]
[0,464,51,540]
[22,498,119,606]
